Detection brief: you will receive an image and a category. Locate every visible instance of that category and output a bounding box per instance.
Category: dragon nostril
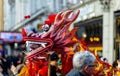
[36,33,40,37]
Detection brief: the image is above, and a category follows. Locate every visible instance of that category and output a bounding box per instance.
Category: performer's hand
[10,65,17,75]
[73,43,80,52]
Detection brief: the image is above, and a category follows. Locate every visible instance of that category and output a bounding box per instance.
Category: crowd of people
[0,50,118,76]
[0,50,25,76]
[0,47,120,76]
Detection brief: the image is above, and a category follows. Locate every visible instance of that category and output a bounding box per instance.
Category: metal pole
[0,0,4,31]
[48,54,51,76]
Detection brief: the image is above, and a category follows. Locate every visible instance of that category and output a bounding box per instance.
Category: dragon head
[22,10,80,60]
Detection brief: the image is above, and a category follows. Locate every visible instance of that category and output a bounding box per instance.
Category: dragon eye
[42,24,50,32]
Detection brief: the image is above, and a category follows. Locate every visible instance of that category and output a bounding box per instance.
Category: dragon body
[22,10,113,76]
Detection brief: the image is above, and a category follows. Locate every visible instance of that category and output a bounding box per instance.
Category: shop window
[116,17,120,37]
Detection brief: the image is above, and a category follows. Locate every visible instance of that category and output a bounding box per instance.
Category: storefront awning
[74,16,102,27]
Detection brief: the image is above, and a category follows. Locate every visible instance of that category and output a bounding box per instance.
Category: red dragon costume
[21,10,113,76]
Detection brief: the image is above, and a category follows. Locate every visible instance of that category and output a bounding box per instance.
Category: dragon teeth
[41,43,46,48]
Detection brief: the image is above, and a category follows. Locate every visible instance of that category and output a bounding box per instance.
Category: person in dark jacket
[49,53,59,76]
[66,51,96,76]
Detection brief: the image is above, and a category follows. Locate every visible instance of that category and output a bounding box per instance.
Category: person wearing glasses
[66,51,96,76]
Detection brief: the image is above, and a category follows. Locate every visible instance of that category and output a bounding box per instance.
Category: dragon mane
[22,10,80,59]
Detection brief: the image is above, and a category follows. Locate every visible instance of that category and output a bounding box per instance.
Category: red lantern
[24,15,30,19]
[27,15,30,18]
[24,16,28,19]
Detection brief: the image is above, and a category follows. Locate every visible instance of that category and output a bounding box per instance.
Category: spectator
[10,57,29,76]
[112,60,118,75]
[116,60,120,76]
[100,56,108,62]
[0,53,8,76]
[49,53,59,76]
[0,64,3,76]
[66,51,96,76]
[56,59,62,76]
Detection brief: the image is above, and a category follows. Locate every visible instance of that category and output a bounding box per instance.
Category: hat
[50,53,59,61]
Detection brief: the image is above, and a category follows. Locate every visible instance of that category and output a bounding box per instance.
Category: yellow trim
[88,46,102,55]
[89,47,102,51]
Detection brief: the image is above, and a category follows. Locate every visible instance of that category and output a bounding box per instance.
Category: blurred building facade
[3,0,81,55]
[74,0,103,58]
[4,0,80,31]
[3,0,120,64]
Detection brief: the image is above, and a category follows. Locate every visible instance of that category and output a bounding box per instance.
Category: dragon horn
[22,28,27,36]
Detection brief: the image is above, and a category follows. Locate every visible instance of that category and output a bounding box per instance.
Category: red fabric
[62,54,73,75]
[28,62,34,76]
[44,14,57,25]
[44,20,52,25]
[27,60,46,76]
[38,66,48,76]
[48,14,56,23]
